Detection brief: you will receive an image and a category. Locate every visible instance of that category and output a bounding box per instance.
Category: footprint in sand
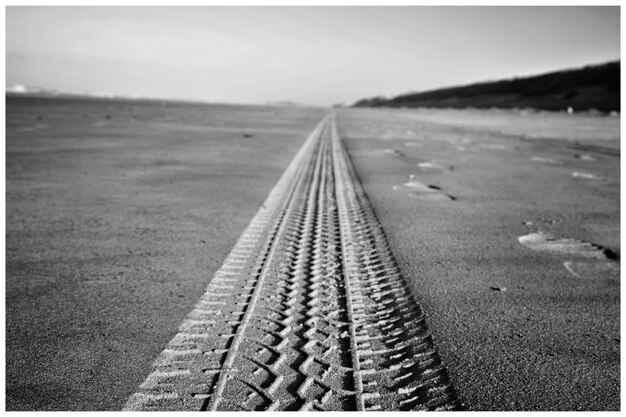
[531,156,561,165]
[481,143,509,151]
[393,175,455,201]
[518,231,619,278]
[417,161,452,172]
[16,124,49,132]
[383,149,405,157]
[572,171,601,180]
[563,261,620,280]
[446,138,471,147]
[519,231,617,260]
[574,154,597,162]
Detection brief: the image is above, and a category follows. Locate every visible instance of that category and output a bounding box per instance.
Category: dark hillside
[354,61,619,112]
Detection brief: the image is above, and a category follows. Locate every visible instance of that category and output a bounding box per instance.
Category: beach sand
[337,107,619,410]
[6,98,619,410]
[5,96,326,410]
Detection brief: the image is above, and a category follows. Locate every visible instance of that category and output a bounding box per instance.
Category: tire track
[124,115,461,411]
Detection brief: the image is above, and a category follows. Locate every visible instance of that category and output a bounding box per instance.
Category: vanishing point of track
[124,115,461,411]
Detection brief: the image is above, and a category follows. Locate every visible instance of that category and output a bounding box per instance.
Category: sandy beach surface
[5,97,619,410]
[5,96,326,410]
[337,107,620,410]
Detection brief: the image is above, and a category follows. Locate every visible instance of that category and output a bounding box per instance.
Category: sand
[336,107,619,410]
[123,116,460,411]
[6,98,619,410]
[5,96,326,410]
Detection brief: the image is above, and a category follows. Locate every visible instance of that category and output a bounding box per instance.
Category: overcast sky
[6,6,620,105]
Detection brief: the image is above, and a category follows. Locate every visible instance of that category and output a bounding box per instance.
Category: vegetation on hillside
[353,61,619,112]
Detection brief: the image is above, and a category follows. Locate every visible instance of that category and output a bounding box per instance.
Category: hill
[353,61,619,112]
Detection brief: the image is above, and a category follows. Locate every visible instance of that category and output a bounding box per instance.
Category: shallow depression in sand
[417,161,450,171]
[393,175,454,201]
[480,143,510,150]
[572,171,601,180]
[574,154,597,162]
[518,231,617,260]
[16,124,49,132]
[563,261,620,279]
[531,156,561,165]
[383,149,405,157]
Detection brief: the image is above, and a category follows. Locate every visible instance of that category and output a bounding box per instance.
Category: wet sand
[6,98,619,410]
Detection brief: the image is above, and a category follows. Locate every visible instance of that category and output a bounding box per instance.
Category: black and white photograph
[5,4,620,411]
